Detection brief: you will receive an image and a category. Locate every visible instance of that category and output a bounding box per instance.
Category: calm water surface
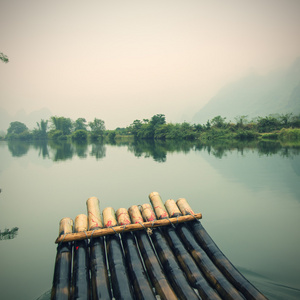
[0,139,299,300]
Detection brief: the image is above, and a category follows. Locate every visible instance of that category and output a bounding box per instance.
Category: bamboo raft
[51,192,268,300]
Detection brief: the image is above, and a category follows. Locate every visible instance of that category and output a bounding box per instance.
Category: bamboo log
[164,199,181,217]
[149,192,168,219]
[87,197,103,229]
[166,198,246,299]
[51,218,73,300]
[128,205,177,300]
[55,213,202,243]
[176,198,195,215]
[178,198,268,300]
[103,207,118,228]
[86,198,111,300]
[71,214,91,300]
[104,207,135,299]
[116,208,156,300]
[142,199,201,300]
[176,223,244,300]
[172,198,244,300]
[162,199,222,300]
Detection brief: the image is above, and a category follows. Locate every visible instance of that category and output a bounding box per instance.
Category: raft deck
[51,192,268,300]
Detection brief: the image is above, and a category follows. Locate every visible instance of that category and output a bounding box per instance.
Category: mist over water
[0,139,299,300]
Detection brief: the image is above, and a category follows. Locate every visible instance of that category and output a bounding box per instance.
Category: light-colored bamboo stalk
[58,217,73,236]
[140,203,156,221]
[116,208,131,225]
[149,191,168,219]
[74,214,88,232]
[86,197,103,229]
[103,207,118,227]
[55,213,202,243]
[128,205,144,224]
[165,199,182,217]
[176,198,195,215]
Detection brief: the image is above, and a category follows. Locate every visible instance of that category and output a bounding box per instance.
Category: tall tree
[35,119,48,139]
[74,118,87,131]
[50,116,73,135]
[89,118,105,140]
[7,121,28,135]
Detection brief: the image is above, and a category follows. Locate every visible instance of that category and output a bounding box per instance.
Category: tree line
[4,116,107,142]
[2,113,300,142]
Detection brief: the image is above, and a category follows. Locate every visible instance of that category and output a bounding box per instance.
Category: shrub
[72,129,88,141]
[278,128,300,141]
[235,130,259,140]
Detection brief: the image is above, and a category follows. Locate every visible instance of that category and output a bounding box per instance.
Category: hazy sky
[1,0,300,129]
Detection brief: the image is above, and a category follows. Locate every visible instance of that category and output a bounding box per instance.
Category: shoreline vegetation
[1,113,300,145]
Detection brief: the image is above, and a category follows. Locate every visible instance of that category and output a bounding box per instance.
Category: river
[0,139,299,300]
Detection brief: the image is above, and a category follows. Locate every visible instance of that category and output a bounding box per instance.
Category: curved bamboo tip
[176,198,195,215]
[165,199,182,217]
[128,205,144,224]
[116,208,131,225]
[75,214,88,232]
[149,191,160,199]
[59,217,73,235]
[103,207,117,227]
[141,203,157,222]
[149,191,168,219]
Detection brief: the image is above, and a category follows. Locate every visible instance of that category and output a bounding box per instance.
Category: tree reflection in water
[0,227,19,241]
[5,139,300,162]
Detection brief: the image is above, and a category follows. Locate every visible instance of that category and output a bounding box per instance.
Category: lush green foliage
[74,118,87,131]
[32,119,48,139]
[3,112,300,143]
[278,128,300,141]
[6,121,31,140]
[89,118,106,141]
[72,129,88,141]
[50,116,73,135]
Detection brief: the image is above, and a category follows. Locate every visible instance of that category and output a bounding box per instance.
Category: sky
[1,0,300,129]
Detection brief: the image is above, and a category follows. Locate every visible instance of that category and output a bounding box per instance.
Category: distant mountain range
[0,107,52,133]
[192,57,300,124]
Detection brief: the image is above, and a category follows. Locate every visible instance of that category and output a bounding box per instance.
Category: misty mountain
[0,107,53,132]
[192,58,300,124]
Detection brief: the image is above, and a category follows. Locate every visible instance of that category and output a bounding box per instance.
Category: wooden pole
[116,208,156,300]
[51,218,73,300]
[55,213,202,243]
[71,214,91,300]
[177,198,268,300]
[86,197,111,300]
[104,207,135,299]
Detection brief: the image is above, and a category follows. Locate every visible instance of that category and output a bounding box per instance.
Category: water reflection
[48,140,74,161]
[5,139,300,162]
[0,227,19,240]
[73,140,89,158]
[7,140,30,157]
[90,142,106,160]
[32,140,50,159]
